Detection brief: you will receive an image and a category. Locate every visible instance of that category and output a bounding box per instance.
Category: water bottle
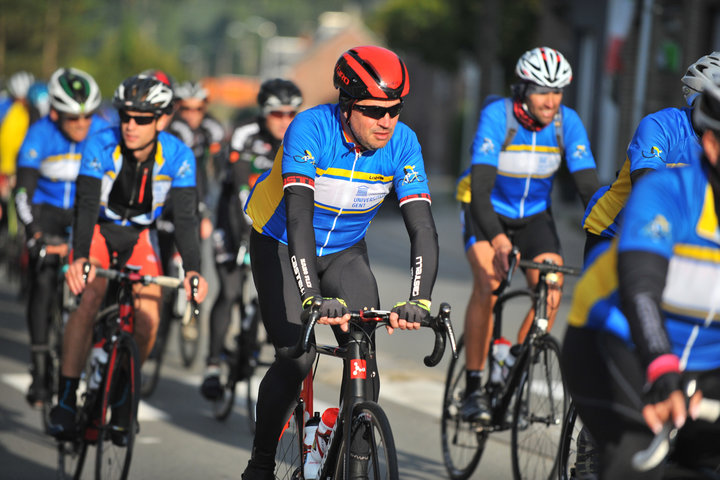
[88,340,108,391]
[302,412,320,479]
[490,337,513,385]
[305,407,340,479]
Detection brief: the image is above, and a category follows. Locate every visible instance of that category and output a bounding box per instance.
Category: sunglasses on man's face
[180,106,205,113]
[118,110,156,125]
[61,114,92,123]
[352,102,403,120]
[267,110,296,119]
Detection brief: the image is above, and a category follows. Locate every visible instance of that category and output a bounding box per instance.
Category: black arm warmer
[470,164,504,240]
[400,200,438,301]
[285,180,321,301]
[630,167,654,186]
[618,250,672,368]
[571,168,600,208]
[14,166,40,234]
[168,187,202,273]
[73,175,102,259]
[231,154,251,191]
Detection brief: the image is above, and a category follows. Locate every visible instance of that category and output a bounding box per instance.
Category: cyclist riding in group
[26,80,50,124]
[454,46,599,424]
[167,80,226,242]
[14,67,108,407]
[582,51,720,261]
[200,78,303,401]
[562,80,720,479]
[240,45,439,479]
[48,74,209,440]
[0,70,35,220]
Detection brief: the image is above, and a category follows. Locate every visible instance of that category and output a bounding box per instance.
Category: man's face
[178,98,206,130]
[346,98,402,150]
[52,109,93,143]
[525,91,563,126]
[264,106,297,141]
[119,110,158,151]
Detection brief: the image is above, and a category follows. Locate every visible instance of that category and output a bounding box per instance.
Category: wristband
[646,354,681,384]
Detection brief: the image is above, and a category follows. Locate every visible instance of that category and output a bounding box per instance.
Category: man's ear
[156,113,171,131]
[49,109,59,122]
[702,130,720,167]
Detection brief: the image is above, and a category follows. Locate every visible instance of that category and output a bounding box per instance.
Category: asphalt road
[0,178,587,479]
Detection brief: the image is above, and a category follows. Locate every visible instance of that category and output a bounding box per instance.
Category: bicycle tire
[44,295,65,433]
[558,402,578,480]
[57,439,89,480]
[274,401,304,480]
[140,297,173,398]
[211,350,237,422]
[440,335,487,480]
[332,401,399,480]
[95,332,141,480]
[511,334,567,480]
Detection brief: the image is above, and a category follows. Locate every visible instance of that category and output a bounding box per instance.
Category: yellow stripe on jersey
[456,174,471,203]
[583,158,632,236]
[314,202,382,214]
[45,153,81,163]
[316,167,393,183]
[696,185,720,243]
[673,243,720,263]
[247,146,285,234]
[505,144,561,154]
[567,241,618,327]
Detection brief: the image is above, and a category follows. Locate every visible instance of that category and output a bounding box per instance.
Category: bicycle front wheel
[440,335,486,480]
[333,401,399,480]
[511,334,567,480]
[57,439,89,479]
[96,332,141,480]
[44,297,65,432]
[140,298,172,398]
[274,401,304,480]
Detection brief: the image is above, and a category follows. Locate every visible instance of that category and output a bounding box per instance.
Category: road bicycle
[441,249,580,480]
[56,264,200,480]
[274,299,457,480]
[210,241,272,430]
[140,249,200,397]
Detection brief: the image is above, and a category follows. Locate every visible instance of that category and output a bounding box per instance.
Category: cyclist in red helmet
[241,46,439,479]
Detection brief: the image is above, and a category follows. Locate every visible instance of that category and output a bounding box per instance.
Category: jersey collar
[696,183,720,244]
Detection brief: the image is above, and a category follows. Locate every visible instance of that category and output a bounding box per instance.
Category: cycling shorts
[460,203,561,259]
[71,222,162,276]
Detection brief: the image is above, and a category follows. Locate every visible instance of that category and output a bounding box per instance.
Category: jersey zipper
[318,149,360,256]
[63,143,76,209]
[122,160,145,225]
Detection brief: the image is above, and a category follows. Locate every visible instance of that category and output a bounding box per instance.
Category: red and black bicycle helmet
[333,46,410,100]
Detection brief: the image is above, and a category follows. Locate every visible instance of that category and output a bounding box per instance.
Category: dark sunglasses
[62,114,92,122]
[267,110,296,119]
[118,110,157,125]
[352,102,403,120]
[180,106,205,112]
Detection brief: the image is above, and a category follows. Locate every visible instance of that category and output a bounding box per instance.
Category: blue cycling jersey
[455,98,595,218]
[569,154,720,371]
[246,103,431,256]
[17,115,110,209]
[583,107,699,238]
[78,127,197,227]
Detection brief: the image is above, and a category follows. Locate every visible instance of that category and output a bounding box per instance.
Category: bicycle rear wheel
[332,401,399,480]
[211,347,237,422]
[274,401,304,480]
[511,334,567,480]
[57,438,89,480]
[440,335,486,480]
[96,332,141,480]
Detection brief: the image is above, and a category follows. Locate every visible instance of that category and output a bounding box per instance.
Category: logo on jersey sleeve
[480,137,495,154]
[402,165,425,184]
[572,144,589,159]
[176,159,192,179]
[87,157,103,172]
[641,146,663,159]
[293,149,315,165]
[641,214,671,240]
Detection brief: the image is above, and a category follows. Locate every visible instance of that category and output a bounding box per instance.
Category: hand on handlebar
[388,300,430,334]
[303,296,351,332]
[65,258,95,296]
[490,234,517,280]
[183,271,208,303]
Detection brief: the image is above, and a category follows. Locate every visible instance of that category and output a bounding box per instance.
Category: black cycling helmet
[257,78,302,114]
[693,81,720,134]
[333,46,410,101]
[112,75,174,116]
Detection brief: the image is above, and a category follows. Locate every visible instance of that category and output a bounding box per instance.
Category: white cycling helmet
[7,71,35,99]
[174,81,208,101]
[681,52,720,106]
[515,47,572,89]
[48,67,102,115]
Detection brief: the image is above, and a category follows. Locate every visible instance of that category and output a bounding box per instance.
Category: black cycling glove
[304,296,348,319]
[643,353,682,405]
[391,300,431,323]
